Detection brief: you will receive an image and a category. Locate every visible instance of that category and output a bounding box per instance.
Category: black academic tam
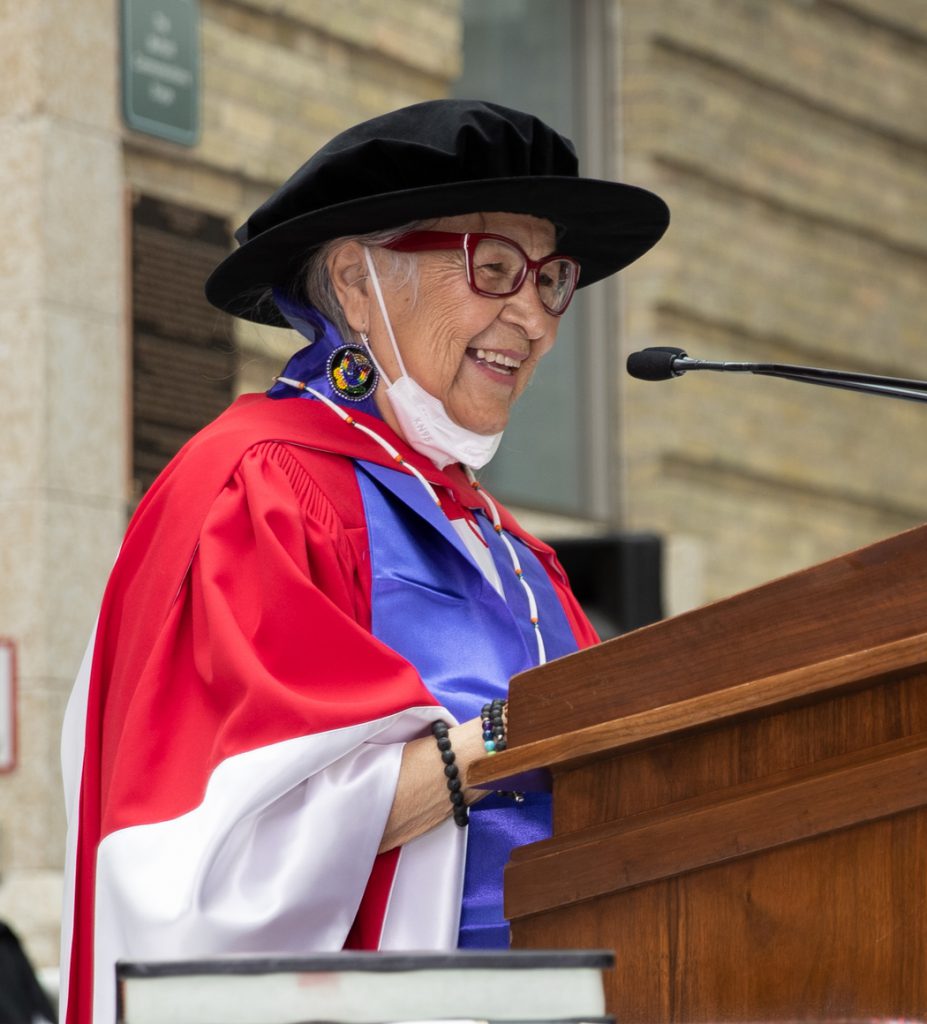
[205,98,669,327]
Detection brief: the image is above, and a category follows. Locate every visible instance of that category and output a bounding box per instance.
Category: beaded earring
[325,343,379,402]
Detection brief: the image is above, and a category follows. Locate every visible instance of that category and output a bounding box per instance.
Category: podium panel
[470,526,927,1020]
[511,807,927,1020]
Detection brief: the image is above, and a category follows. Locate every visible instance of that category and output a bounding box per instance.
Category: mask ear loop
[362,246,408,386]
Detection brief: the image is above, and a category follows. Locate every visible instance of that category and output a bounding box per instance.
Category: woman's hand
[378,716,489,853]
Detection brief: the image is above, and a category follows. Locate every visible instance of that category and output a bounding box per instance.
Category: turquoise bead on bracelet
[481,699,507,755]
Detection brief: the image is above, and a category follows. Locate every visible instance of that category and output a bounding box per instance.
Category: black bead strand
[431,720,468,827]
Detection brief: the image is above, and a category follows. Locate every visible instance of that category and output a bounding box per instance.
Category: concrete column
[0,0,126,969]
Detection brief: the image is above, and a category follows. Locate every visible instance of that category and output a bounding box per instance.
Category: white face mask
[361,247,503,470]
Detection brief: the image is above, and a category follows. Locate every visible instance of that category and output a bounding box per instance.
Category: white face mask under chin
[384,374,502,469]
[362,247,503,470]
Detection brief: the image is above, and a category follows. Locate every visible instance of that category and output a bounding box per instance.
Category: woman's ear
[327,241,370,333]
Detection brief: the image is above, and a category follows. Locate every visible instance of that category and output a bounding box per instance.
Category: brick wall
[616,0,927,604]
[124,0,462,393]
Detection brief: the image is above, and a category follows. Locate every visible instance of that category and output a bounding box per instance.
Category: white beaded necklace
[274,377,548,666]
[463,466,547,665]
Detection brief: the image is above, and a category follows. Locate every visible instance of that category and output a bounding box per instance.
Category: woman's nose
[500,274,552,338]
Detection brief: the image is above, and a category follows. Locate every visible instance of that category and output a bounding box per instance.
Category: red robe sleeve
[63,442,448,1024]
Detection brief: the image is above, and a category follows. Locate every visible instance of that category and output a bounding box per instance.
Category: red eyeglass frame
[381,231,581,316]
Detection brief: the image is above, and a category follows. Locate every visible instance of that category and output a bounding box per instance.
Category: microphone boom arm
[673,357,927,405]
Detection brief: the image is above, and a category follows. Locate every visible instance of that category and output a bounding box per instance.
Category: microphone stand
[671,357,927,405]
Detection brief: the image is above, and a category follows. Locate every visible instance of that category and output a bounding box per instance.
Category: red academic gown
[60,394,597,1024]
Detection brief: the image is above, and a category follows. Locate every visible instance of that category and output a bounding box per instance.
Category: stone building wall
[1,0,926,981]
[616,0,927,604]
[0,0,126,973]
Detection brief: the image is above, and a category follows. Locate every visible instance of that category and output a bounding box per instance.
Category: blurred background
[1,0,925,985]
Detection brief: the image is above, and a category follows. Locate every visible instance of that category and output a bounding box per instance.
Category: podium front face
[509,717,927,1020]
[470,526,927,1021]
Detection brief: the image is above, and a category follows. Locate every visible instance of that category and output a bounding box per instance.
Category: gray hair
[301,220,429,340]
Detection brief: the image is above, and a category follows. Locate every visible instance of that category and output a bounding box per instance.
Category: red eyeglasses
[381,231,581,316]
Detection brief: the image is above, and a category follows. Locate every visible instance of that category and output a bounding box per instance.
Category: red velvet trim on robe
[63,395,598,1024]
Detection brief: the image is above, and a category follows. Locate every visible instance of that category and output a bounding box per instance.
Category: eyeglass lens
[471,237,576,314]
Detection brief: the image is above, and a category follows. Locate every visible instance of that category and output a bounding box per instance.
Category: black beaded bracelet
[481,698,507,754]
[431,720,469,827]
[480,700,524,805]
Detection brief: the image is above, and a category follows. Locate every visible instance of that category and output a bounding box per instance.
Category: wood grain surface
[469,634,927,793]
[503,524,927,747]
[477,526,927,1021]
[512,809,927,1020]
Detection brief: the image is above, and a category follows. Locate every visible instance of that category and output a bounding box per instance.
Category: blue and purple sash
[357,463,579,948]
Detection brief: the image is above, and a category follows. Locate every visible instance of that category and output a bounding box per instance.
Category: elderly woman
[60,100,668,1024]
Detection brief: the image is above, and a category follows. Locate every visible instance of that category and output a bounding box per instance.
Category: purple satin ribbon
[267,298,382,420]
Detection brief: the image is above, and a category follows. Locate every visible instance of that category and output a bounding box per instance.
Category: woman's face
[366,212,562,437]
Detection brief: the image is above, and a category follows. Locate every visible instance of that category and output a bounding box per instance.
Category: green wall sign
[122,0,200,146]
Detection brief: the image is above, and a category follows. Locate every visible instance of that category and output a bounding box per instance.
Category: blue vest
[356,462,579,947]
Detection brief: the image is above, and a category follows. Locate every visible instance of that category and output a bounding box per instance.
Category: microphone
[626,347,927,404]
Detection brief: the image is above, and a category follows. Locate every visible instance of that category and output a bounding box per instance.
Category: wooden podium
[470,526,927,1021]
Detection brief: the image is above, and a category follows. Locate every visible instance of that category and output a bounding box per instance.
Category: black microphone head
[626,346,688,381]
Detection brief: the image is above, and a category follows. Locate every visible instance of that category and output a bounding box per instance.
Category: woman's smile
[465,347,526,378]
[363,211,561,435]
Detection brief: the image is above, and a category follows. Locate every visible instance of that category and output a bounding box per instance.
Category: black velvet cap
[205,99,670,326]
